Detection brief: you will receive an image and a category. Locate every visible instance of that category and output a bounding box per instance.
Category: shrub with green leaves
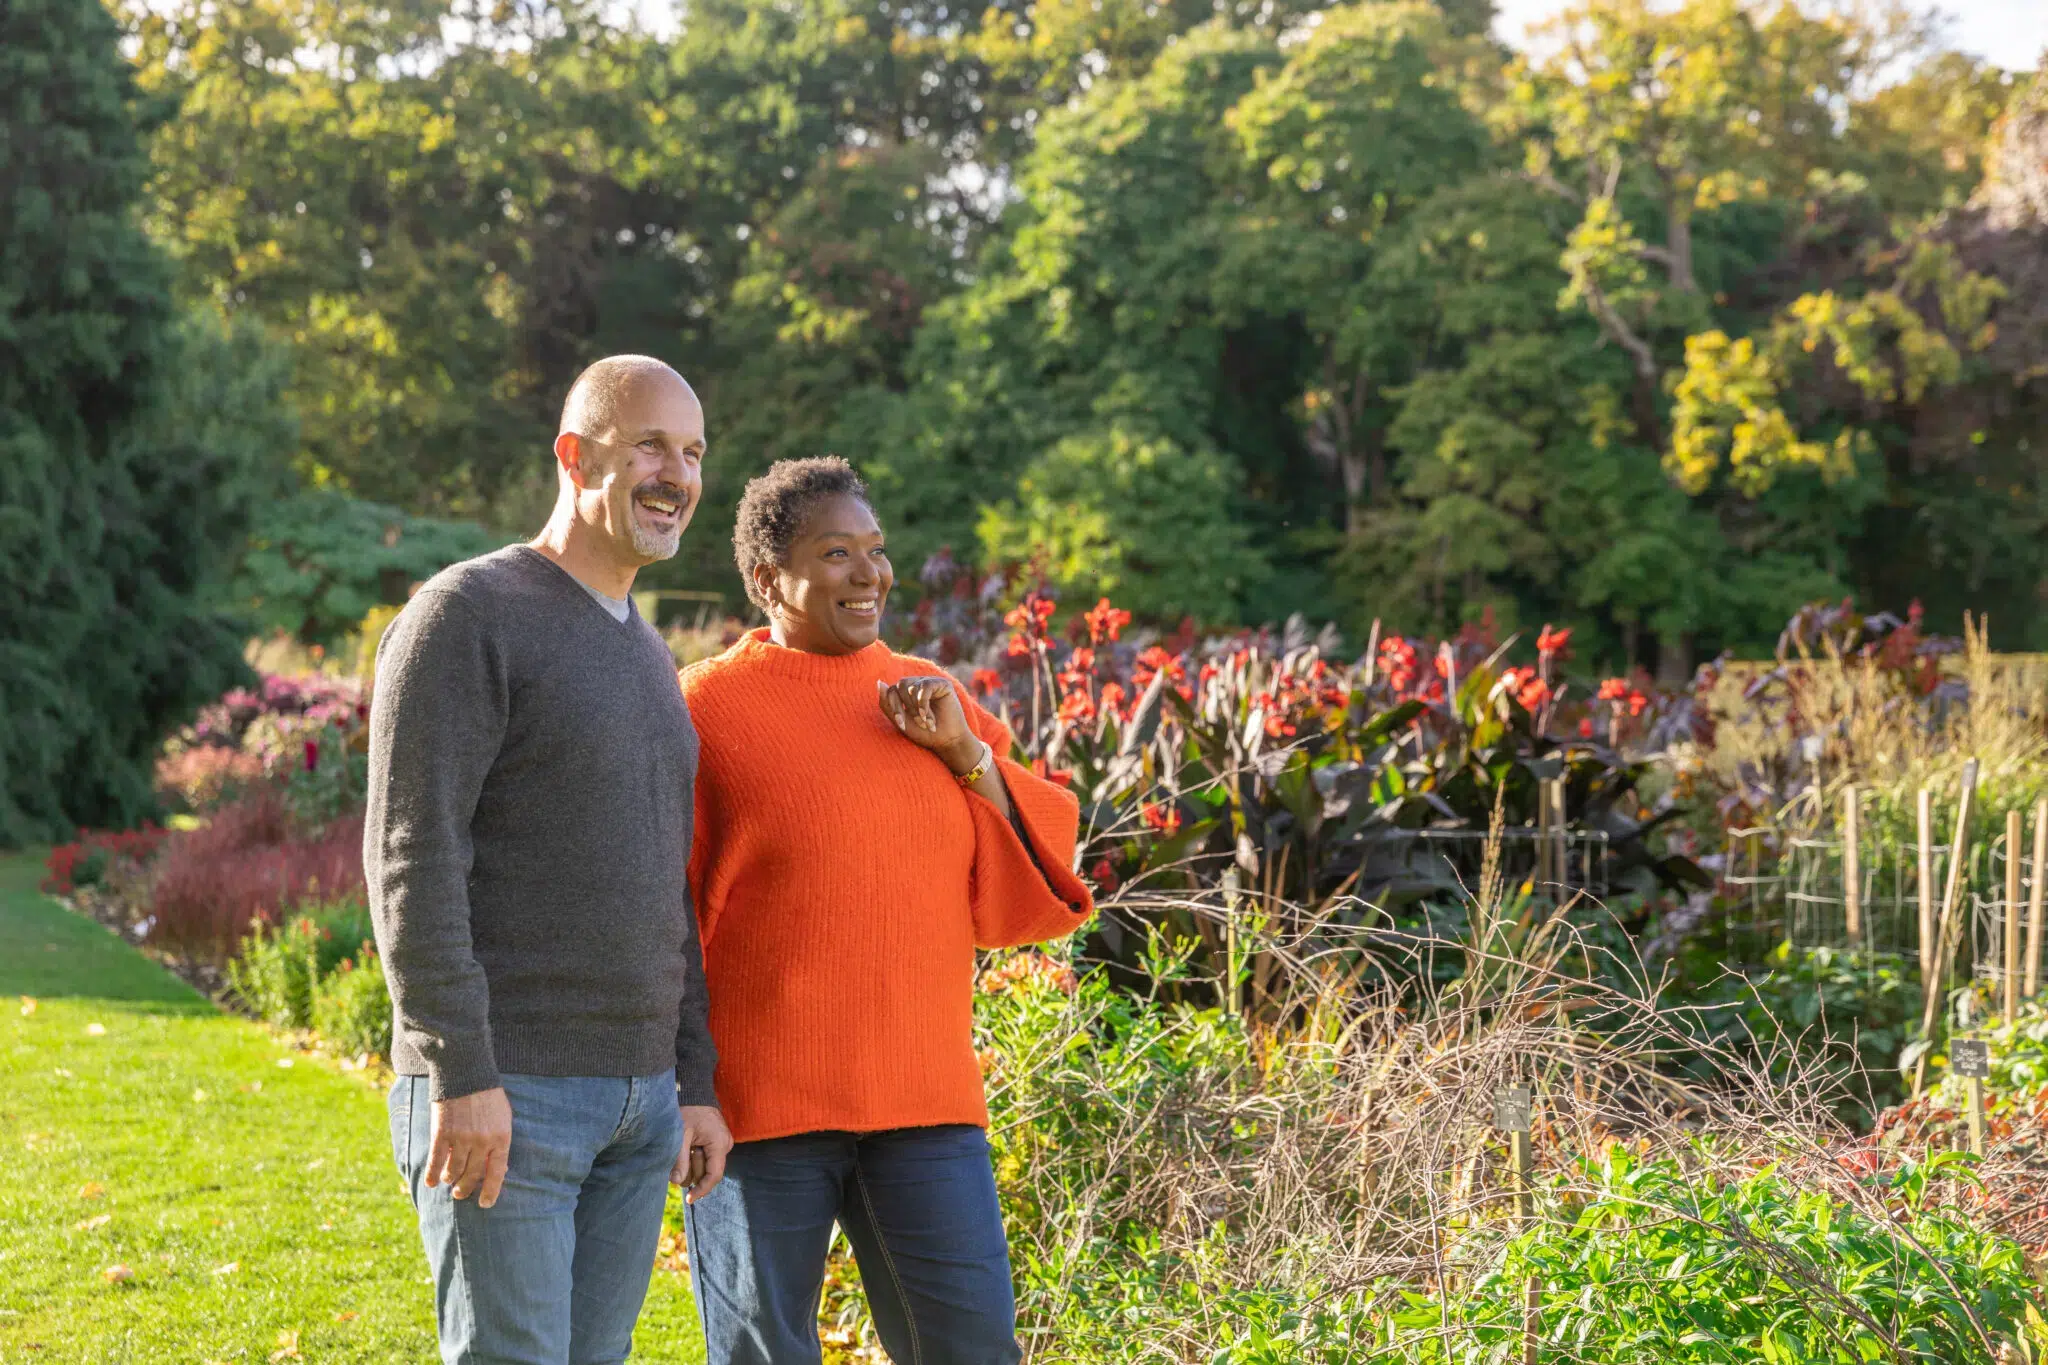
[224,894,377,1032]
[311,947,392,1061]
[233,490,504,646]
[1458,1147,2033,1364]
[225,915,324,1030]
[1670,943,1919,1126]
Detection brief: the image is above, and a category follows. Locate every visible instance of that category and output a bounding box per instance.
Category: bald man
[366,356,732,1365]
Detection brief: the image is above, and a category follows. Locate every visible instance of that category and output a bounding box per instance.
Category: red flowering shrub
[147,793,366,956]
[43,825,171,896]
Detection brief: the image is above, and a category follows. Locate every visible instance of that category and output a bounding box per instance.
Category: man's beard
[630,519,682,561]
[625,479,689,561]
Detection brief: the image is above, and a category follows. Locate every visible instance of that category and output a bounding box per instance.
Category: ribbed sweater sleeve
[960,693,1096,948]
[364,590,507,1102]
[676,823,718,1107]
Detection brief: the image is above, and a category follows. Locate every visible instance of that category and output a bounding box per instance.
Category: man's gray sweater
[364,545,717,1105]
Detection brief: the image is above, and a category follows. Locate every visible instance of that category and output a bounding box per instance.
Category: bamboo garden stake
[1913,761,1978,1099]
[1494,1086,1537,1365]
[1917,788,1934,976]
[2008,809,2023,1021]
[2030,798,2046,999]
[1842,785,1861,949]
[1549,776,1567,895]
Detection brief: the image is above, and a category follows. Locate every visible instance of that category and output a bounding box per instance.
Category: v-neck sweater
[682,628,1093,1142]
[365,546,717,1104]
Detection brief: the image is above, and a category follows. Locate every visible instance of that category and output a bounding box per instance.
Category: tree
[0,0,293,843]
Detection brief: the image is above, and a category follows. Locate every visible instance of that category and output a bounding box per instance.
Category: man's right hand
[426,1087,513,1209]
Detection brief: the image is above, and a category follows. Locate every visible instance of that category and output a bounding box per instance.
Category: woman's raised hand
[877,676,980,770]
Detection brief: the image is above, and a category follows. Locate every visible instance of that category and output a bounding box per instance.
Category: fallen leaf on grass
[191,1089,209,1103]
[101,1265,133,1284]
[333,1311,358,1323]
[19,997,35,1016]
[305,1157,323,1170]
[270,1329,302,1361]
[275,1058,294,1069]
[53,1068,73,1079]
[74,1214,110,1231]
[212,1262,239,1276]
[85,1023,105,1036]
[78,1182,104,1199]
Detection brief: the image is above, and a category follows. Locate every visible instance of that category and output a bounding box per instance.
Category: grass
[0,853,705,1364]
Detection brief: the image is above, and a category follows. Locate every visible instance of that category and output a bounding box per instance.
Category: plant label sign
[1952,1039,1990,1080]
[1494,1085,1532,1133]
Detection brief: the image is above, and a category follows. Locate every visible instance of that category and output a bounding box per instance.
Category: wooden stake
[1914,761,1979,1098]
[2029,798,2046,999]
[1535,781,1553,889]
[1842,785,1861,949]
[1967,1076,1987,1157]
[1917,788,1934,977]
[2008,809,2023,1021]
[1515,1125,1538,1365]
[1549,776,1568,894]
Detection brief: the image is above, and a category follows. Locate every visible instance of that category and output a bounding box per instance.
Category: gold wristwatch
[954,739,994,787]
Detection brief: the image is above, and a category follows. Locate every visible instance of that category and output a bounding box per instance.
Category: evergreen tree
[0,0,289,844]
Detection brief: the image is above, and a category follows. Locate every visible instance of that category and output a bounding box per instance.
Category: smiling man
[366,355,732,1365]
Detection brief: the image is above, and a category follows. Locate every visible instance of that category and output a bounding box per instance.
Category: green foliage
[1969,999,2048,1098]
[1461,1146,2032,1363]
[0,0,297,846]
[310,946,393,1061]
[225,895,375,1033]
[1673,944,1919,1126]
[225,915,324,1030]
[234,490,504,645]
[278,721,371,832]
[978,426,1265,619]
[103,0,2048,665]
[974,953,2038,1362]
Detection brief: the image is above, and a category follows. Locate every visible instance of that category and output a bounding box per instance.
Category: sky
[1492,0,2048,68]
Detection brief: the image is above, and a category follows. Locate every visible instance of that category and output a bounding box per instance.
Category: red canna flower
[303,739,320,772]
[1083,597,1132,645]
[1089,858,1120,894]
[1597,678,1630,702]
[1378,636,1419,692]
[1057,690,1096,724]
[971,668,1003,696]
[1140,802,1181,834]
[1131,646,1186,691]
[1501,667,1550,712]
[1536,624,1571,659]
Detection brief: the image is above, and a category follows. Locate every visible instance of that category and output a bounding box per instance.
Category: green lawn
[0,854,705,1364]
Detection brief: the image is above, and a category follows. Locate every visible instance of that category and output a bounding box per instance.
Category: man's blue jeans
[389,1070,684,1364]
[684,1125,1020,1365]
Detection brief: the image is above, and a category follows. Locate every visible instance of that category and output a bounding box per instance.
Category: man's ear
[554,431,589,490]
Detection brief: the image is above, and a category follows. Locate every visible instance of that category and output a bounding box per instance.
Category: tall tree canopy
[1,0,295,842]
[114,0,2048,665]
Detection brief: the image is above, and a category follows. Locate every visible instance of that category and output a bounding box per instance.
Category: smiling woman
[674,456,1094,1364]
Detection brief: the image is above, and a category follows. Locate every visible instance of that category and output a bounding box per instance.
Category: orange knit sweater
[682,629,1094,1143]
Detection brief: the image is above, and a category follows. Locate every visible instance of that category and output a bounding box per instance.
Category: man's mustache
[633,481,693,509]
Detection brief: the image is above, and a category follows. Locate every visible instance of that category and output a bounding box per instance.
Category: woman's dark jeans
[684,1125,1021,1365]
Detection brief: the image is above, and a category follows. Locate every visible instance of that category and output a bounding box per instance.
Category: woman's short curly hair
[732,456,874,610]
